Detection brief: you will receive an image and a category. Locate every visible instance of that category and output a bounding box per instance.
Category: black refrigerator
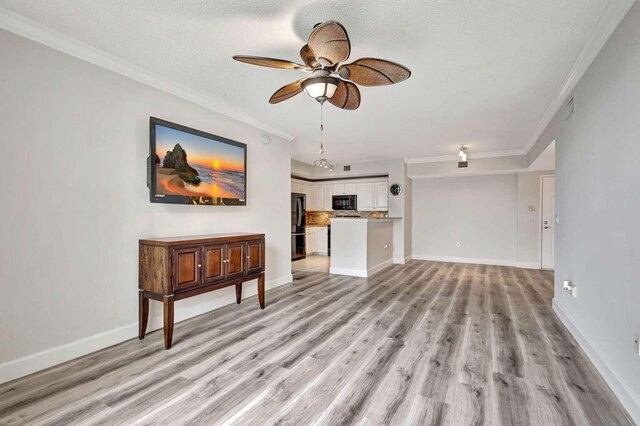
[291,193,306,260]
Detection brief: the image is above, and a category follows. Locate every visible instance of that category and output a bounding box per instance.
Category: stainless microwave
[332,194,357,210]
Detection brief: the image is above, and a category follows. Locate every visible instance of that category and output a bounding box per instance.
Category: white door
[333,184,345,195]
[541,176,555,270]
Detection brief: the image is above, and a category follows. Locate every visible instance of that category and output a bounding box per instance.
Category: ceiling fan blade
[338,58,411,86]
[300,44,320,69]
[329,80,360,110]
[233,55,306,70]
[269,79,307,104]
[308,21,351,67]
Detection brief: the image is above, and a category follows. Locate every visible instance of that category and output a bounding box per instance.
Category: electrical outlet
[570,286,578,298]
[563,280,578,298]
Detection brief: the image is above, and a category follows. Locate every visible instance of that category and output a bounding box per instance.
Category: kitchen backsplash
[306,211,388,226]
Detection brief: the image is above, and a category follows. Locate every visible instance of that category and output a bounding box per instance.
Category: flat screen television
[149,117,247,205]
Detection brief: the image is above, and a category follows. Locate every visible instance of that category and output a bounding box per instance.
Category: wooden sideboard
[138,233,266,349]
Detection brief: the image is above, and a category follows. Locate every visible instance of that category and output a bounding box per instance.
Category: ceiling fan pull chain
[319,102,324,154]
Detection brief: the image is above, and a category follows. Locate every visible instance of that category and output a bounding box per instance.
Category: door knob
[197,264,202,268]
[544,226,551,229]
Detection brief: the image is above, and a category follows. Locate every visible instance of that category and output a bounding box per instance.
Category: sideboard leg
[236,283,243,304]
[163,295,174,349]
[258,273,265,309]
[138,290,149,340]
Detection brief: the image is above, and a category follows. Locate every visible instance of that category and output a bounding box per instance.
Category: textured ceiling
[0,0,609,164]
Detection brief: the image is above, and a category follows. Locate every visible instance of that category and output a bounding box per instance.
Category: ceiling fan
[233,21,411,110]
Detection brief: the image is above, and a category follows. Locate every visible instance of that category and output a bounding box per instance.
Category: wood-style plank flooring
[0,261,633,425]
[291,254,330,273]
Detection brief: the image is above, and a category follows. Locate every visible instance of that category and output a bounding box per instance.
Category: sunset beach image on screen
[154,124,245,200]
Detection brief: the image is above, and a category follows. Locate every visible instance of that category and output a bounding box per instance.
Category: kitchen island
[329,218,394,277]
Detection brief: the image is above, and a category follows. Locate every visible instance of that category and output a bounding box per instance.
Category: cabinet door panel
[357,183,376,211]
[172,247,201,291]
[312,186,324,211]
[375,182,389,210]
[316,227,328,254]
[226,242,245,279]
[323,185,334,211]
[333,184,345,195]
[203,244,225,284]
[344,183,358,195]
[246,239,264,275]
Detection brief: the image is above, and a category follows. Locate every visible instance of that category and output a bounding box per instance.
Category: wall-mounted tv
[149,117,247,205]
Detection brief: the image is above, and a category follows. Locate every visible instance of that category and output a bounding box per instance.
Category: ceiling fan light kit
[301,74,340,103]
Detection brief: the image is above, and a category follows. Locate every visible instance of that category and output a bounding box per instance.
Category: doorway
[540,175,555,270]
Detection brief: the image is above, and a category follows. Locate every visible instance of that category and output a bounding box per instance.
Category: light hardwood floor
[0,261,633,425]
[292,254,330,273]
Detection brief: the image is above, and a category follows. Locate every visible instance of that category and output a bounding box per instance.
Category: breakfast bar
[329,218,394,277]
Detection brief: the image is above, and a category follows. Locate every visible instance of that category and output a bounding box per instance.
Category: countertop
[331,217,398,222]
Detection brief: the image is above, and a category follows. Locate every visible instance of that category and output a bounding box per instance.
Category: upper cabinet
[333,183,357,196]
[293,178,388,212]
[312,185,324,211]
[356,183,376,211]
[357,182,389,211]
[375,182,389,210]
[291,182,303,194]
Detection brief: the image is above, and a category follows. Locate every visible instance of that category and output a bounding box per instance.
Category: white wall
[0,30,292,383]
[412,174,517,265]
[516,171,554,268]
[539,2,640,420]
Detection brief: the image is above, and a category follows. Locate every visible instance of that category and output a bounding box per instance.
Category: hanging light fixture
[313,102,334,172]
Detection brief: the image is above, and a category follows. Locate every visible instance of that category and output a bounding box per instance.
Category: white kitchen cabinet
[356,183,376,211]
[316,227,329,254]
[323,184,334,211]
[333,183,357,196]
[375,182,389,210]
[312,186,324,211]
[291,181,303,194]
[302,184,312,208]
[356,181,389,211]
[345,183,357,195]
[305,227,317,254]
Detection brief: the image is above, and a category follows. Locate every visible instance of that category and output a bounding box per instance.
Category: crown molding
[524,0,636,152]
[407,149,526,164]
[0,7,296,142]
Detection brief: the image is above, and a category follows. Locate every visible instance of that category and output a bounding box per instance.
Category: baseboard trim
[393,255,413,265]
[515,261,540,269]
[330,267,367,277]
[0,274,293,385]
[330,259,393,278]
[368,259,394,276]
[552,299,640,423]
[411,254,516,267]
